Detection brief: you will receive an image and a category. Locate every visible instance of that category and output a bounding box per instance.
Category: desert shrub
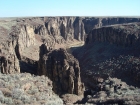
[13,99,23,105]
[121,88,127,91]
[0,92,13,104]
[3,97,13,104]
[107,91,114,97]
[21,94,31,104]
[27,87,38,95]
[36,92,48,101]
[14,84,21,88]
[129,86,135,90]
[0,91,3,96]
[12,88,24,99]
[0,88,11,97]
[0,95,4,103]
[0,73,63,105]
[30,97,37,102]
[116,90,122,95]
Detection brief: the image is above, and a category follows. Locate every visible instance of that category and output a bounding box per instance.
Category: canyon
[0,17,140,104]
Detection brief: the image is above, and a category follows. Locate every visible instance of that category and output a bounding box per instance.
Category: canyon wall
[0,17,140,98]
[0,17,140,76]
[18,17,140,43]
[73,22,140,89]
[38,44,84,95]
[86,22,140,46]
[83,17,140,33]
[32,17,140,42]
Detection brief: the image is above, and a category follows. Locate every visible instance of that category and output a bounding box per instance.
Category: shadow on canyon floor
[71,43,140,88]
[19,60,38,75]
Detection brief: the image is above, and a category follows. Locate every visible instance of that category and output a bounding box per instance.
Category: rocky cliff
[73,22,140,89]
[83,17,140,33]
[0,17,140,85]
[33,17,86,41]
[86,22,140,46]
[17,17,140,42]
[0,25,20,74]
[38,44,84,95]
[1,16,139,74]
[1,17,140,104]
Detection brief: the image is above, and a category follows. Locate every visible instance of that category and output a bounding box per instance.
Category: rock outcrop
[73,22,140,89]
[18,24,36,56]
[17,17,140,43]
[1,17,140,104]
[37,17,86,41]
[0,53,20,74]
[0,17,140,63]
[0,25,20,74]
[0,17,140,89]
[86,22,140,46]
[38,44,84,95]
[32,17,140,42]
[83,17,140,33]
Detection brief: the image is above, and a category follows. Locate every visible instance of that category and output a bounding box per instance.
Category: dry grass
[0,73,63,105]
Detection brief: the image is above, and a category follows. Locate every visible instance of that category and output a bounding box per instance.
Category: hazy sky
[0,0,140,17]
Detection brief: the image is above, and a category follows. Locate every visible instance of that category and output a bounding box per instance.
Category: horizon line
[0,16,140,18]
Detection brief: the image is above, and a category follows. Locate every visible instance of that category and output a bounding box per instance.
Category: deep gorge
[0,17,140,104]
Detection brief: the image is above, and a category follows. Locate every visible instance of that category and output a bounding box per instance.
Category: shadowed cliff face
[0,53,20,74]
[38,44,85,95]
[86,23,140,46]
[83,17,140,33]
[73,22,140,89]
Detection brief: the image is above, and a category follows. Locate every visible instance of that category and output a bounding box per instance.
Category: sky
[0,0,140,17]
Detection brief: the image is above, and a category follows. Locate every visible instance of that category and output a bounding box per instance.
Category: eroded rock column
[38,44,84,95]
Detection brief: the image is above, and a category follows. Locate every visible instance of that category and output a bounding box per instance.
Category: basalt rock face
[0,26,21,74]
[86,22,140,46]
[10,24,37,74]
[18,24,36,56]
[1,17,140,104]
[0,23,36,74]
[15,24,39,74]
[35,17,86,41]
[83,18,140,33]
[0,17,140,78]
[38,44,84,95]
[33,17,140,42]
[73,23,140,89]
[19,17,140,43]
[0,53,20,74]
